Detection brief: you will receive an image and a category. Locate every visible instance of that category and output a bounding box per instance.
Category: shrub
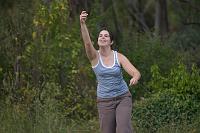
[133,63,200,132]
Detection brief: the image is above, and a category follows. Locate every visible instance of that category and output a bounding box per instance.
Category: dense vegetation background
[0,0,200,132]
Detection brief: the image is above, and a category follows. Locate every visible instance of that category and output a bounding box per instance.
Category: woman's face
[98,30,112,47]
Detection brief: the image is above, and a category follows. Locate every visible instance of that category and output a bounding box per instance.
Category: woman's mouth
[100,40,106,43]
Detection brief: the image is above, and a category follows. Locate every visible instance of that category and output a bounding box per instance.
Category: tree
[154,0,169,37]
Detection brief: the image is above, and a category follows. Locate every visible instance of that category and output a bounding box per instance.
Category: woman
[80,11,141,133]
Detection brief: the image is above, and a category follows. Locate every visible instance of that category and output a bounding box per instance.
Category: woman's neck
[99,46,112,57]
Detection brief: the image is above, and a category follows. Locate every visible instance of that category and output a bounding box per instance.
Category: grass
[0,102,100,133]
[0,102,200,133]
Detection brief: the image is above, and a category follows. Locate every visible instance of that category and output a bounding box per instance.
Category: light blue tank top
[92,50,129,98]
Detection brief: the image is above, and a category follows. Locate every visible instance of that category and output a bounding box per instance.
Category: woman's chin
[98,43,110,47]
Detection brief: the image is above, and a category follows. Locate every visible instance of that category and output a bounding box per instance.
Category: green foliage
[0,0,200,132]
[120,33,178,99]
[149,63,200,99]
[0,0,34,90]
[23,0,97,120]
[0,0,97,122]
[0,94,97,133]
[167,26,200,67]
[133,63,200,132]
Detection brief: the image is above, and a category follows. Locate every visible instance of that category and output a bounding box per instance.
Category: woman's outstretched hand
[129,77,138,86]
[80,11,88,24]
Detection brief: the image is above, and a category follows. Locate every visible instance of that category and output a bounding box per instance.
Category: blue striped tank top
[92,50,129,98]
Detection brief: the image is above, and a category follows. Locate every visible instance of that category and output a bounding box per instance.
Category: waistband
[97,91,132,103]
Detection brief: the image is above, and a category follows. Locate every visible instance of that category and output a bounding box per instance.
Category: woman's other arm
[118,53,141,86]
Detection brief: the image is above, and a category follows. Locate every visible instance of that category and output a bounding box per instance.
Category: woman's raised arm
[80,11,97,62]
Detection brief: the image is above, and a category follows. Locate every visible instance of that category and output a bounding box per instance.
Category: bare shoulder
[117,52,128,63]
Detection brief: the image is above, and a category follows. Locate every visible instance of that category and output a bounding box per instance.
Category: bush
[133,63,200,132]
[0,81,97,133]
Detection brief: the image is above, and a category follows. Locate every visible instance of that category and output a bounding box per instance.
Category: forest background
[0,0,200,132]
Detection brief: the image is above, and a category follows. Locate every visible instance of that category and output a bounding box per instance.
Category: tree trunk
[111,0,122,48]
[124,0,150,32]
[14,56,21,88]
[155,0,169,37]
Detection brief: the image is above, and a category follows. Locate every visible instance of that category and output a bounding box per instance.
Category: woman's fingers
[81,14,88,18]
[80,11,88,23]
[81,10,87,14]
[129,78,138,86]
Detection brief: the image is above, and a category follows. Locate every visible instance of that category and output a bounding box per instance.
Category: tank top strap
[97,50,101,62]
[97,50,102,66]
[114,51,121,66]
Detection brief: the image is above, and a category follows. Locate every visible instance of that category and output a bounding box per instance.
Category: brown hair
[98,27,114,42]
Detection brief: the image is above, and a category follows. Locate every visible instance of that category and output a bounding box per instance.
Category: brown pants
[97,91,133,133]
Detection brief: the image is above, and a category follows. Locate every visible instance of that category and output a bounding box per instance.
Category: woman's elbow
[136,70,141,80]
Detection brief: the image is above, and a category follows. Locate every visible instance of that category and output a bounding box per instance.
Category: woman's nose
[101,36,105,39]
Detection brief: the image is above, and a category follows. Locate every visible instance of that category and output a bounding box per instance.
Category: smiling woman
[80,10,141,133]
[98,30,113,46]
